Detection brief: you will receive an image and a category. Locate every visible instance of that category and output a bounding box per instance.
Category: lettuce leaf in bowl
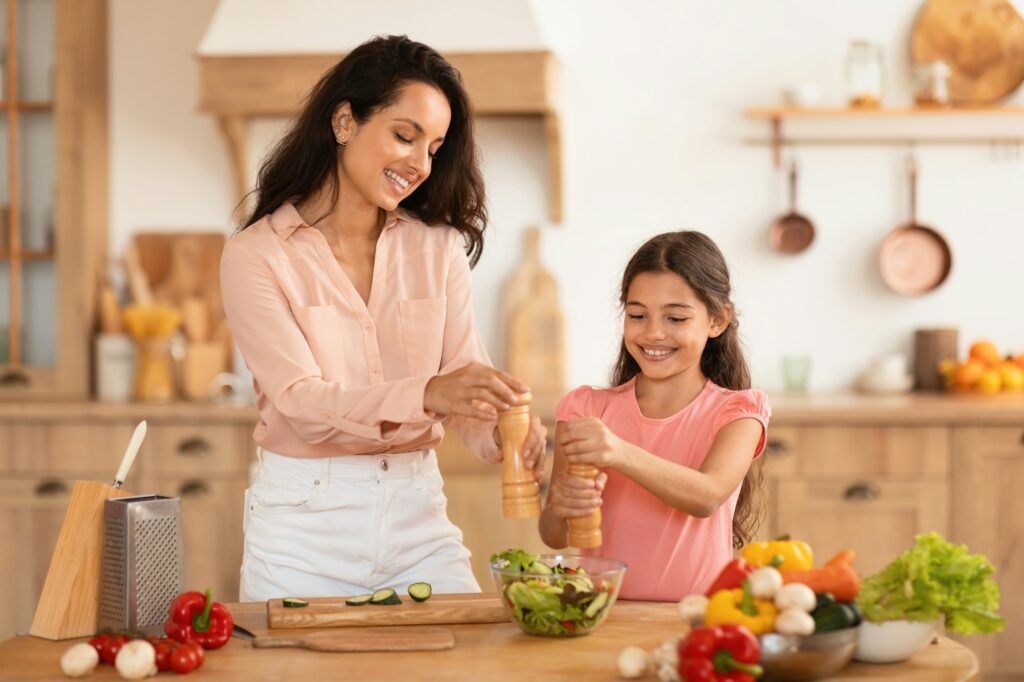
[856,532,1005,635]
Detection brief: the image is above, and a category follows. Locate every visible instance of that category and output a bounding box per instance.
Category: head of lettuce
[856,532,1005,635]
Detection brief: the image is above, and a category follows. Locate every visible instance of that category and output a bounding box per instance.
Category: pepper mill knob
[497,391,541,518]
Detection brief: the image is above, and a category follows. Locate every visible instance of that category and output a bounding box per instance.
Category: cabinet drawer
[765,426,949,477]
[0,423,151,476]
[772,476,948,577]
[148,425,251,477]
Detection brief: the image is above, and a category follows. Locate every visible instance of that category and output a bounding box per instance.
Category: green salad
[490,549,615,637]
[856,532,1005,635]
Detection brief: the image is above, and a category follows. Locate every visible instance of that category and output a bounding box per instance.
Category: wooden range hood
[196,1,562,222]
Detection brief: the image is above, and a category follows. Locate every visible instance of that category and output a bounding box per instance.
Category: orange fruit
[1014,354,1024,371]
[969,340,1001,367]
[976,368,1002,394]
[998,363,1024,392]
[952,360,986,391]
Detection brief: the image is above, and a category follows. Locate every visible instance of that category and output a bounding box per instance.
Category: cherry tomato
[151,637,179,672]
[90,633,130,665]
[170,640,205,674]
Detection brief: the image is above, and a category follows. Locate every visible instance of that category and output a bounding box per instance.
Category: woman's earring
[336,136,347,147]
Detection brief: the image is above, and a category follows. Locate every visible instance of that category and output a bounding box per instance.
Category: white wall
[111,0,1024,393]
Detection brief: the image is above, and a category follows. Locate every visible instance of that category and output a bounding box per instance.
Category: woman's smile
[384,168,412,194]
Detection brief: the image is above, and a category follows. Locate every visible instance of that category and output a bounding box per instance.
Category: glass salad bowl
[489,551,627,637]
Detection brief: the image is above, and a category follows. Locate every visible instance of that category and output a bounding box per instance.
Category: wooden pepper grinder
[566,462,602,548]
[497,391,541,518]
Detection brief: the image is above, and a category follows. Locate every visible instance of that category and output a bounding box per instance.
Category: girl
[539,231,769,600]
[221,35,546,602]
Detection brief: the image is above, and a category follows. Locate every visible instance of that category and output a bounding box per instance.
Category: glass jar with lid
[846,41,884,108]
[913,60,952,107]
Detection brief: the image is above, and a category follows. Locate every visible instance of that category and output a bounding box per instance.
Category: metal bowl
[759,627,859,681]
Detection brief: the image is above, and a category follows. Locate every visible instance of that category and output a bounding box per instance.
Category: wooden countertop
[0,602,979,681]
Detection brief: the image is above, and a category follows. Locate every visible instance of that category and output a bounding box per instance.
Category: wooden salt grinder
[566,462,602,548]
[497,392,541,518]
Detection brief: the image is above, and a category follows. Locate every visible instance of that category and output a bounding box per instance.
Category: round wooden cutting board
[912,0,1024,103]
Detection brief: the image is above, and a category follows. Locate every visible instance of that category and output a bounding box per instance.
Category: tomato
[89,633,130,665]
[170,641,205,674]
[151,637,179,672]
[560,620,576,633]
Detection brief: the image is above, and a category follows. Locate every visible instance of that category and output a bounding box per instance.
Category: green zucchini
[408,582,432,602]
[369,588,402,605]
[344,594,374,606]
[282,598,309,608]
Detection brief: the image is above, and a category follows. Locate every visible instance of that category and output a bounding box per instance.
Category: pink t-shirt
[555,378,771,601]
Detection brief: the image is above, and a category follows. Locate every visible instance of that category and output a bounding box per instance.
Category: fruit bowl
[489,553,626,637]
[758,627,859,681]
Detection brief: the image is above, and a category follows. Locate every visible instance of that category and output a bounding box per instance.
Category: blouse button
[371,364,381,374]
[363,320,374,332]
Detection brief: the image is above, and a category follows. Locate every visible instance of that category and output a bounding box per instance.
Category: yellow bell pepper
[741,535,813,572]
[704,581,778,635]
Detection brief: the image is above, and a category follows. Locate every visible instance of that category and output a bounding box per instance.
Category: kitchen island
[0,601,978,680]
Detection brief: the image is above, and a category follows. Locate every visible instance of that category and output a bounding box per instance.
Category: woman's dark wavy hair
[610,231,764,548]
[240,35,488,265]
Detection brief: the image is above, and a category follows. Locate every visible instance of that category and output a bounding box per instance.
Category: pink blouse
[220,202,499,461]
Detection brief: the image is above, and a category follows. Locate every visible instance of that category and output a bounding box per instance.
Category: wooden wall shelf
[197,51,563,222]
[745,105,1024,166]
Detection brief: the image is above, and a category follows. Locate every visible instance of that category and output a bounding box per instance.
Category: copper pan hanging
[878,155,952,295]
[768,160,815,254]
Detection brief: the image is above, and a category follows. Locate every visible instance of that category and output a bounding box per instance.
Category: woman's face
[623,271,728,383]
[334,81,452,212]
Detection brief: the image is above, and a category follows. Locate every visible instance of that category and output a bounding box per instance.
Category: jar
[846,41,884,108]
[913,60,952,107]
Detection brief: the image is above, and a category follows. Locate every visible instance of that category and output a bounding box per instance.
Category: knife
[232,623,257,640]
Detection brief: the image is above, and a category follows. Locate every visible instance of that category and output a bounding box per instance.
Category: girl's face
[623,271,729,383]
[334,81,451,212]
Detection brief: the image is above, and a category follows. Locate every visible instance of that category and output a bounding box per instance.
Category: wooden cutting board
[250,626,456,652]
[267,593,507,630]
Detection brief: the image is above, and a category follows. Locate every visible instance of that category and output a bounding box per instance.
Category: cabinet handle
[0,370,30,387]
[176,437,212,457]
[843,482,880,501]
[34,480,69,497]
[766,439,789,455]
[178,480,209,497]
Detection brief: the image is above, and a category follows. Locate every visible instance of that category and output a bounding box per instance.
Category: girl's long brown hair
[239,35,488,266]
[610,231,764,548]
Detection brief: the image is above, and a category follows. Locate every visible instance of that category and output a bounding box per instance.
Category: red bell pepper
[705,558,754,597]
[677,624,763,682]
[164,588,233,650]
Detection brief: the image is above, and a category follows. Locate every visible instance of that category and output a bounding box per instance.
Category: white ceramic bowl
[854,619,940,663]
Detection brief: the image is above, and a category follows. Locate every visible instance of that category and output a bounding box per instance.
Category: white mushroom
[617,646,649,679]
[775,608,816,636]
[60,642,99,678]
[114,640,156,680]
[747,566,783,599]
[650,639,679,669]
[656,661,681,682]
[676,594,709,625]
[774,583,817,613]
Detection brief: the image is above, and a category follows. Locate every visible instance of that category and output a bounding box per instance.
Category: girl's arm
[560,417,762,517]
[540,422,606,548]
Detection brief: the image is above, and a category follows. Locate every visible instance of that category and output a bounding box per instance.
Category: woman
[221,35,546,601]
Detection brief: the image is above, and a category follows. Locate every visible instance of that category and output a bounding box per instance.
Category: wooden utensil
[497,392,541,519]
[879,155,953,296]
[267,593,506,630]
[768,160,815,254]
[98,283,123,334]
[247,626,455,652]
[30,422,147,639]
[912,0,1024,104]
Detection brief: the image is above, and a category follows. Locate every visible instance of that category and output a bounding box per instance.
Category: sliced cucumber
[282,598,309,608]
[369,588,402,605]
[408,582,432,602]
[584,591,609,619]
[345,594,374,606]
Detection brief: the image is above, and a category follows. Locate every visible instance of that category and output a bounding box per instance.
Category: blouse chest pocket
[293,304,360,379]
[399,296,447,376]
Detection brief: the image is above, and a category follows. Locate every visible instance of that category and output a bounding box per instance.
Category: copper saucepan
[879,155,952,295]
[768,160,815,254]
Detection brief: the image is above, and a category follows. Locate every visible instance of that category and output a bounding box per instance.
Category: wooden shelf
[745,105,1024,166]
[0,100,54,112]
[0,250,55,261]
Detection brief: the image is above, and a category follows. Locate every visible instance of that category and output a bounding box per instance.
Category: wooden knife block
[30,480,132,640]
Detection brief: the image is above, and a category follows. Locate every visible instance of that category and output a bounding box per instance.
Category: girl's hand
[493,416,548,479]
[559,418,629,469]
[424,362,528,420]
[546,468,608,519]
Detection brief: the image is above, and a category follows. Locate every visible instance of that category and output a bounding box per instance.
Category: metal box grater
[98,495,184,634]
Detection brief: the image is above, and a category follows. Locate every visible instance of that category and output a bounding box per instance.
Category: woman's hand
[546,467,607,519]
[424,362,528,420]
[559,417,630,469]
[493,416,547,478]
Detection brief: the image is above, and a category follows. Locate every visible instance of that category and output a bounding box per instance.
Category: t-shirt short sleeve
[712,389,772,459]
[555,385,595,423]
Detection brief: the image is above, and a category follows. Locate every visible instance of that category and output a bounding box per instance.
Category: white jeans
[239,448,480,601]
